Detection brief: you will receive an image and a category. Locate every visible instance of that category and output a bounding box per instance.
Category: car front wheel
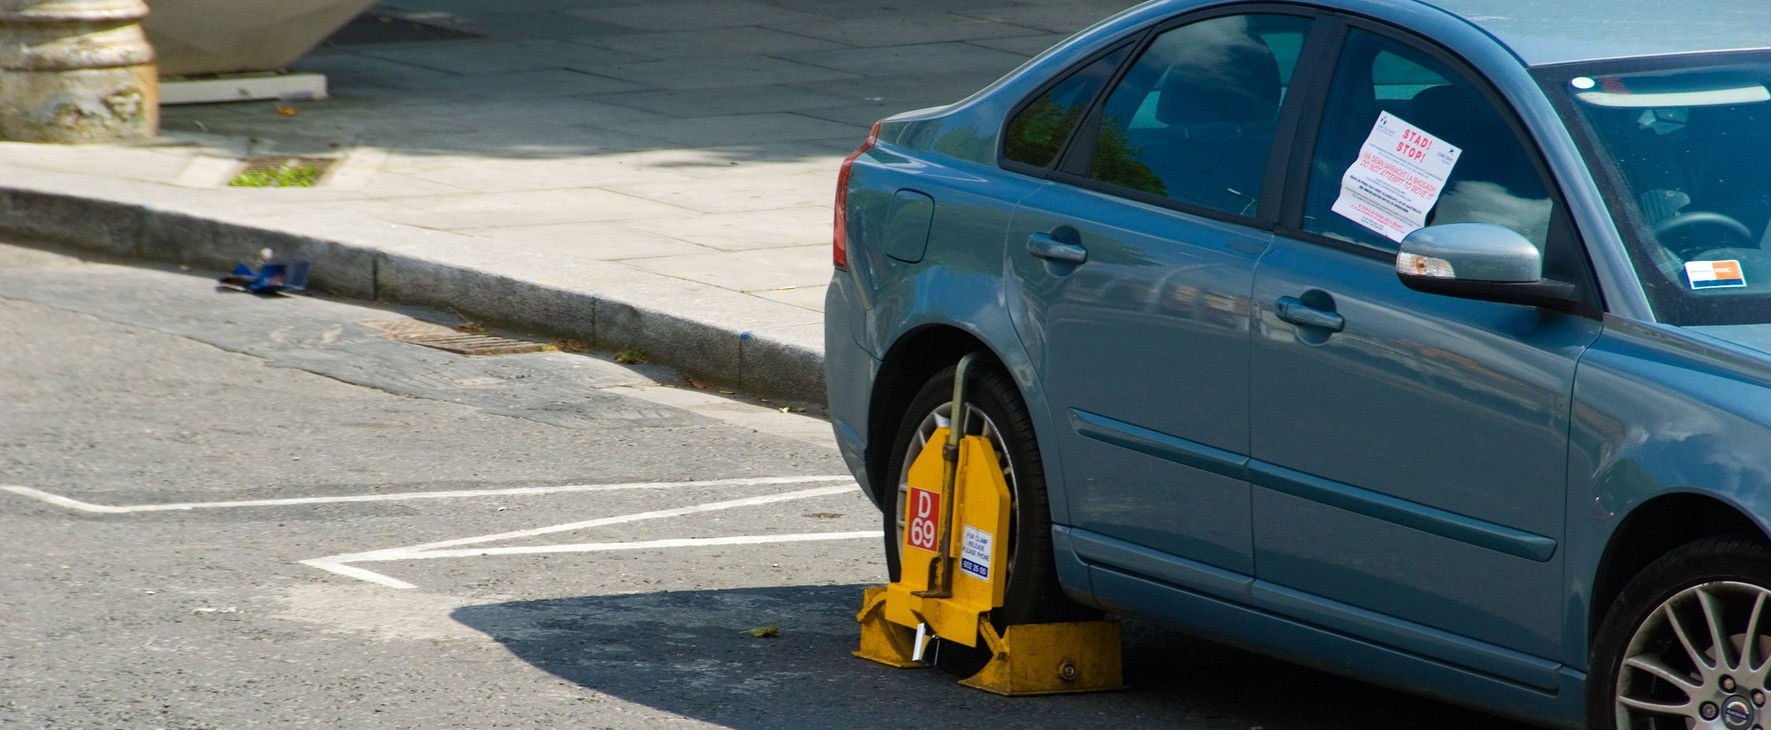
[1590,534,1771,729]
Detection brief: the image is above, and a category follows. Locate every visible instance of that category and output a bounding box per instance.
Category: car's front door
[1247,23,1603,677]
[1005,11,1315,581]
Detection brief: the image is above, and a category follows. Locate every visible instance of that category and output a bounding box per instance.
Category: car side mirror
[1396,223,1582,311]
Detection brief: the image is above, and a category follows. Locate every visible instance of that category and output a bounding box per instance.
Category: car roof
[1415,0,1771,67]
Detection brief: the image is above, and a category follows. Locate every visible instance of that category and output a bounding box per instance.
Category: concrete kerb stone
[0,185,828,404]
[0,188,147,257]
[143,211,381,300]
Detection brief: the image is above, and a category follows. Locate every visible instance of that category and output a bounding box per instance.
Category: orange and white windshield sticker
[1686,259,1747,290]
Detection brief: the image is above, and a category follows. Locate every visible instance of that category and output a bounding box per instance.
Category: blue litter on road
[219,260,310,295]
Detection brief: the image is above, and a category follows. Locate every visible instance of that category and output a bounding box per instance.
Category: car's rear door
[1246,19,1604,684]
[1003,9,1319,585]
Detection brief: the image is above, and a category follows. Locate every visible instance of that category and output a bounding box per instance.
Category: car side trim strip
[1069,408,1558,562]
[1069,408,1250,482]
[1249,462,1559,563]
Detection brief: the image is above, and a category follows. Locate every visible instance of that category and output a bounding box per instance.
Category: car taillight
[833,121,880,272]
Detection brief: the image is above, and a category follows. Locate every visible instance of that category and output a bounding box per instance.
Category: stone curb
[0,185,828,404]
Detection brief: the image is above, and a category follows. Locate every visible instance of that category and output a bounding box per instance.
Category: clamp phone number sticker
[1686,259,1747,290]
[959,525,993,582]
[1332,111,1463,243]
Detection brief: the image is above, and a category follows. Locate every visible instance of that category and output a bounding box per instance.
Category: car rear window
[1084,14,1313,217]
[1002,46,1129,169]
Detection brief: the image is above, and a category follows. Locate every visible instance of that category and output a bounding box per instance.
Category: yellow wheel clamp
[854,353,1123,696]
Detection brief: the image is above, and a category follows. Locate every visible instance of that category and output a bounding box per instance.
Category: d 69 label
[906,487,940,552]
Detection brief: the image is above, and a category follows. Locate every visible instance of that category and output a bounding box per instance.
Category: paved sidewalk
[0,0,1135,399]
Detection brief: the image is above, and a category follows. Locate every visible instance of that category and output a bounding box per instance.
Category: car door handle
[1274,296,1344,332]
[1027,233,1088,264]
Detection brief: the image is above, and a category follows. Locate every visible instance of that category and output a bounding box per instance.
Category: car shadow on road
[452,583,1531,729]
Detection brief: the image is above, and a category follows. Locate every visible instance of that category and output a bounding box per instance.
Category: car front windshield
[1543,52,1771,325]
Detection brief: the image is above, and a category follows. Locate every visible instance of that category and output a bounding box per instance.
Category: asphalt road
[0,241,1532,729]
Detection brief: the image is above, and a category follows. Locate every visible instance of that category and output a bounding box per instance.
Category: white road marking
[303,484,876,589]
[0,475,854,514]
[2,478,879,591]
[301,560,419,590]
[349,531,881,561]
[343,485,857,557]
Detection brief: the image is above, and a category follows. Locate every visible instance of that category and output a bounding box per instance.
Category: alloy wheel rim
[1617,581,1771,729]
[894,400,1018,577]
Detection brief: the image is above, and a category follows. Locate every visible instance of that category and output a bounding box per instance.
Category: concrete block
[374,248,597,341]
[740,323,826,398]
[0,189,145,256]
[140,209,380,299]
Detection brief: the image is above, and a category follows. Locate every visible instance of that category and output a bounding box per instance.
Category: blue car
[825,0,1771,726]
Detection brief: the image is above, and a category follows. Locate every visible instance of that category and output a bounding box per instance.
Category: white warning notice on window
[1331,111,1463,243]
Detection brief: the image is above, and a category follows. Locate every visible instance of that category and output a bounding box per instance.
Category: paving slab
[588,112,860,146]
[957,3,1132,34]
[358,39,656,74]
[388,188,694,227]
[624,245,835,292]
[592,27,846,58]
[608,172,834,214]
[440,11,638,42]
[787,72,1008,108]
[567,0,827,32]
[462,223,716,261]
[0,0,1141,401]
[767,13,1044,48]
[592,85,858,118]
[625,206,830,252]
[783,42,1031,77]
[595,55,859,90]
[967,33,1071,56]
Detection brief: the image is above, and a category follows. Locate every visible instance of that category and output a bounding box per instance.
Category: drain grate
[358,319,556,356]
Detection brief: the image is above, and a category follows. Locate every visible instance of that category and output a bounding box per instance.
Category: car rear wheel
[1590,534,1771,729]
[880,359,1092,674]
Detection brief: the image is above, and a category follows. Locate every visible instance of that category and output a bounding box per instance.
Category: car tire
[880,358,1094,674]
[1588,533,1771,729]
